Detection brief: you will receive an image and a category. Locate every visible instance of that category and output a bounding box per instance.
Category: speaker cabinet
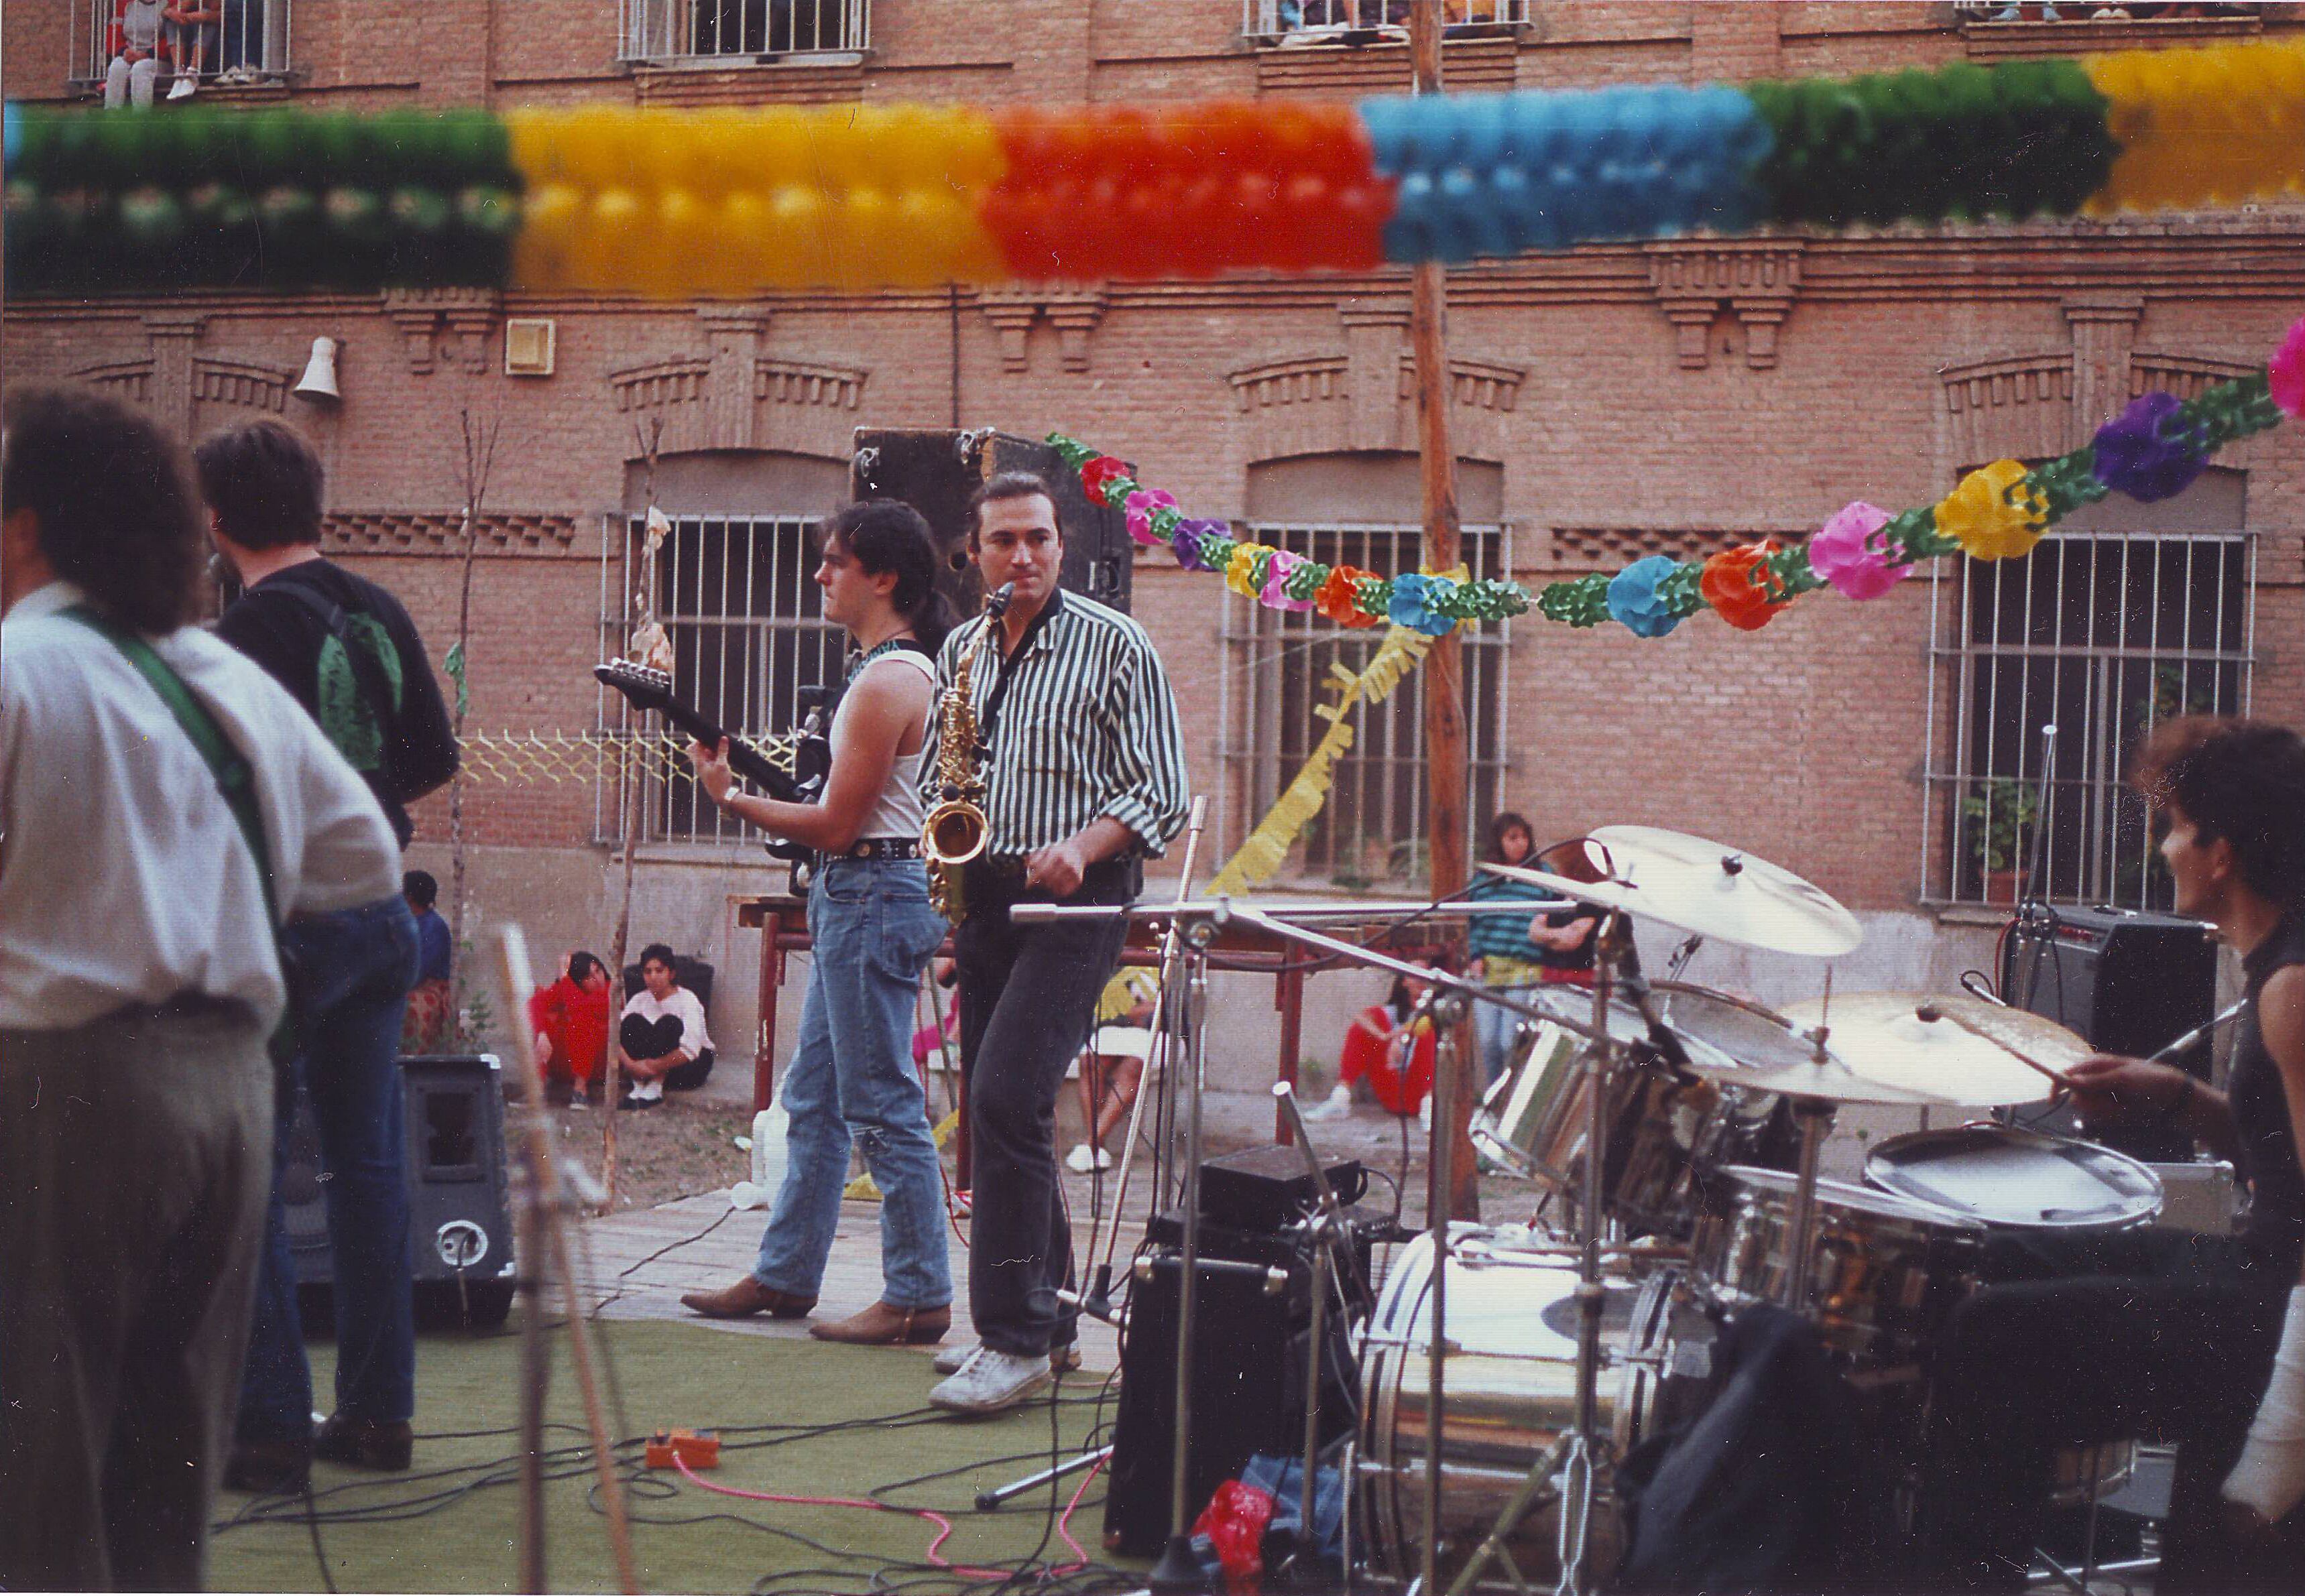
[2001,906,2219,1158]
[849,429,1134,616]
[284,1052,517,1326]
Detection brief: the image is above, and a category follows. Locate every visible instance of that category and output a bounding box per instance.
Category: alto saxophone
[923,582,1014,920]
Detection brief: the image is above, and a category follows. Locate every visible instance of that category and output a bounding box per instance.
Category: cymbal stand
[1782,990,1838,1314]
[1146,919,1218,1592]
[1272,1081,1364,1583]
[1415,990,1469,1596]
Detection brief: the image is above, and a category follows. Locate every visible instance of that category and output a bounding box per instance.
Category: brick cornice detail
[629,60,866,107]
[1548,526,1800,570]
[1645,241,1804,369]
[1939,353,2073,470]
[72,357,155,405]
[1226,346,1524,462]
[380,288,501,375]
[973,288,1108,374]
[322,511,583,558]
[1229,355,1349,412]
[753,357,866,410]
[2131,352,2261,401]
[1961,13,2259,62]
[1395,353,1524,413]
[609,357,710,412]
[192,357,292,413]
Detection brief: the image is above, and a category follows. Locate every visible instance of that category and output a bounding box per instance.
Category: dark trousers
[0,1004,274,1591]
[1918,1225,2299,1592]
[954,860,1132,1357]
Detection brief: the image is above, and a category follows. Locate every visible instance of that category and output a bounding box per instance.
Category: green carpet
[208,1323,1143,1594]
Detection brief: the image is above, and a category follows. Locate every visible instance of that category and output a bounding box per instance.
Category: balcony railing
[71,0,291,93]
[1244,0,1529,43]
[622,0,869,64]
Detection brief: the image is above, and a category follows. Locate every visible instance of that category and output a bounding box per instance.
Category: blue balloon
[3,103,19,170]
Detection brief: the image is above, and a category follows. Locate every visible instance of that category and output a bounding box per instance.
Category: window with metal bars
[1242,0,1528,40]
[599,514,845,847]
[1220,524,1512,888]
[72,0,288,88]
[621,0,867,61]
[1923,526,2255,910]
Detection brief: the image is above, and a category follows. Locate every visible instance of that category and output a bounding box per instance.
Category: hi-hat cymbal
[1482,825,1863,959]
[1784,991,2084,1109]
[1677,1052,1962,1108]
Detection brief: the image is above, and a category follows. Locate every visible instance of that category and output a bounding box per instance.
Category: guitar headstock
[595,660,675,713]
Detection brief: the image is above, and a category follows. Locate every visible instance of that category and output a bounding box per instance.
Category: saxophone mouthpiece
[986,582,1016,619]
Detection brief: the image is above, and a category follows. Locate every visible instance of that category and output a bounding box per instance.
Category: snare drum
[1354,1229,1714,1582]
[1863,1125,2164,1233]
[1694,1167,1986,1368]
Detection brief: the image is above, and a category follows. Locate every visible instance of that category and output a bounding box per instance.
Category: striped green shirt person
[927,587,1190,862]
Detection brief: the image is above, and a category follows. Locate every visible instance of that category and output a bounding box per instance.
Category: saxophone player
[678,501,960,1347]
[924,471,1190,1414]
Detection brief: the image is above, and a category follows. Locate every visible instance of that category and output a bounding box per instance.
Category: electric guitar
[594,660,831,862]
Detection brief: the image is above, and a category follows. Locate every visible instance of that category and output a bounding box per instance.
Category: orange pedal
[644,1428,721,1469]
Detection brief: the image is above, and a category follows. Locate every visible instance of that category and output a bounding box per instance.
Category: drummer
[1918,716,2305,1591]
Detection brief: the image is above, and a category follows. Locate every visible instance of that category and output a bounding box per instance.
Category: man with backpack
[197,419,460,1492]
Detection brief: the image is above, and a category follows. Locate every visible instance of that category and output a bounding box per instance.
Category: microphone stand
[1146,919,1219,1592]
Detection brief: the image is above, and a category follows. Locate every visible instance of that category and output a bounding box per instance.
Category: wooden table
[735,896,1412,1147]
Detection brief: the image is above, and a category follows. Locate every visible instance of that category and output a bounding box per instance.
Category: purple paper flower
[1123,488,1179,547]
[1171,517,1226,572]
[1260,549,1315,611]
[1605,555,1684,637]
[1806,501,1910,601]
[2092,391,2208,504]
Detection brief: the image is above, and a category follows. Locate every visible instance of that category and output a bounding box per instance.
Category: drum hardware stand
[1273,1080,1363,1584]
[1147,918,1219,1593]
[1780,971,1838,1312]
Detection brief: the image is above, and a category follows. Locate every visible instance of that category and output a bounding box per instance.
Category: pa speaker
[283,1052,517,1327]
[2001,906,2219,1158]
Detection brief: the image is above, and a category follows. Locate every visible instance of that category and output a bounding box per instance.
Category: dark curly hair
[821,498,957,653]
[193,418,327,551]
[2,386,206,636]
[2133,716,2305,910]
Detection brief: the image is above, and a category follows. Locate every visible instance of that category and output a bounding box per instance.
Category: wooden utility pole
[1410,0,1480,1223]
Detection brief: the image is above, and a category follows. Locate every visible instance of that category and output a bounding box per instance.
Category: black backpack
[263,580,460,805]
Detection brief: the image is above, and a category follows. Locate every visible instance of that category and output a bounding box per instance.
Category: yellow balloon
[510,181,584,290]
[767,184,835,287]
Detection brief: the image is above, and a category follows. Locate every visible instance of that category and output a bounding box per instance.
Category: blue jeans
[753,858,951,1310]
[1474,982,1533,1089]
[235,896,420,1442]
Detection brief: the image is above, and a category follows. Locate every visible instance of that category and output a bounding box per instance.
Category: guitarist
[681,500,961,1347]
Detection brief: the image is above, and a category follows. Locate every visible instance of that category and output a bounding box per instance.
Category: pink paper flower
[1123,488,1178,546]
[2270,314,2305,419]
[1806,501,1910,601]
[1260,548,1315,611]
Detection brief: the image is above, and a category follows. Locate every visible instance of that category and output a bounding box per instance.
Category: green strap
[64,607,296,1056]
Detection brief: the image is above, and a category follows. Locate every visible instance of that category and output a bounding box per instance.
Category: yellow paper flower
[1935,460,2048,562]
[1226,542,1273,599]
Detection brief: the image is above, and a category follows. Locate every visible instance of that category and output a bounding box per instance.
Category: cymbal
[1677,1052,1962,1108]
[1783,991,2083,1109]
[1483,827,1862,959]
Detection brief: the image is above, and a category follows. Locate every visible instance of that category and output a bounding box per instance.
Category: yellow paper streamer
[2084,39,2305,215]
[1203,624,1437,898]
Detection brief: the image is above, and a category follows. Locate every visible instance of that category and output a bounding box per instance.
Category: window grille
[598,514,845,848]
[1243,0,1528,40]
[1922,532,2255,910]
[71,0,290,88]
[621,0,868,62]
[1219,524,1512,889]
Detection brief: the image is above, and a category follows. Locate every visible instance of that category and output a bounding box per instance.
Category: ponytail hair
[821,499,955,654]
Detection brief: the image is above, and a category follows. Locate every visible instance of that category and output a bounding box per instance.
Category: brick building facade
[7,1,2302,1085]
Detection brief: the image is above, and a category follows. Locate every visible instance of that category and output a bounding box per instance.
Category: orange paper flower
[1699,539,1791,631]
[1315,564,1382,627]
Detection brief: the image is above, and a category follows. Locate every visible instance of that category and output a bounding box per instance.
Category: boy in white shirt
[616,942,713,1107]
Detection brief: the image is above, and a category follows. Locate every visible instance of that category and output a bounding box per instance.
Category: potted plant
[1962,778,2041,904]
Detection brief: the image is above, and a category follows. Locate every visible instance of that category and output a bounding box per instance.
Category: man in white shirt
[0,387,401,1589]
[616,942,714,1107]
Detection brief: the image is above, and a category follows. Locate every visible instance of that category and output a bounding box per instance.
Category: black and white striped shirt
[927,589,1191,861]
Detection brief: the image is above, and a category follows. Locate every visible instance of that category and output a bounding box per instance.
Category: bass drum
[1352,1228,1715,1583]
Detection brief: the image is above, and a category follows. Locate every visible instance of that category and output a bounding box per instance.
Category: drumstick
[1914,1001,2078,1092]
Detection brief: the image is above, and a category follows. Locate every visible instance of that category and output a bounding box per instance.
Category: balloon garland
[1056,312,2303,636]
[7,37,2305,295]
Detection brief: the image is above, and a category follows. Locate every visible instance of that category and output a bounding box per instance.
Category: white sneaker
[1092,1146,1114,1171]
[1304,1083,1354,1122]
[929,1345,1053,1414]
[933,1340,1082,1377]
[1065,1143,1096,1174]
[166,76,196,100]
[1417,1095,1434,1133]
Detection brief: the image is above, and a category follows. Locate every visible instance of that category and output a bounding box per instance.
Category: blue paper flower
[2092,391,2208,504]
[1387,572,1460,637]
[1606,555,1686,638]
[1171,518,1226,572]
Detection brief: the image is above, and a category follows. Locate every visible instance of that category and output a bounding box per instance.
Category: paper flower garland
[1700,540,1793,631]
[1806,502,1909,601]
[2090,392,2208,504]
[2271,315,2305,420]
[1937,461,2049,562]
[1606,556,1685,638]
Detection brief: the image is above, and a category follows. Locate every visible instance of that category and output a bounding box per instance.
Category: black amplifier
[1197,1143,1367,1233]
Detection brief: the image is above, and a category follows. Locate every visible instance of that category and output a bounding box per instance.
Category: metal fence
[621,0,868,62]
[1242,0,1528,40]
[70,0,290,88]
[1220,524,1512,889]
[1922,532,2256,910]
[597,513,845,847]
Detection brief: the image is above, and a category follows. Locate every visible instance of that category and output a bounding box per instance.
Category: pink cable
[672,1452,1008,1579]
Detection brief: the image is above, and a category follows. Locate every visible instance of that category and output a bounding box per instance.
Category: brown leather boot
[809,1300,953,1345]
[680,1276,817,1320]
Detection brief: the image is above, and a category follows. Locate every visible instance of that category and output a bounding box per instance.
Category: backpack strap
[255,578,403,743]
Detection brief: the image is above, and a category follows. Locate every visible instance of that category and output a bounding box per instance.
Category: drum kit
[1022,823,2180,1594]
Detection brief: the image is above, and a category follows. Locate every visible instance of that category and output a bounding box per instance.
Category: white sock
[2225,1286,2305,1523]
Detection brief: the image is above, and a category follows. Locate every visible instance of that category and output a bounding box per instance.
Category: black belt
[817,837,922,866]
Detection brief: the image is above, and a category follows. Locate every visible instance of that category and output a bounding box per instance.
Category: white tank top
[833,649,936,841]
